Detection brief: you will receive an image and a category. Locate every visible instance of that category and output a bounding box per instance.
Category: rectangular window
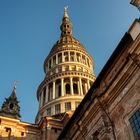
[129,109,140,139]
[65,102,71,111]
[55,104,61,114]
[47,107,51,116]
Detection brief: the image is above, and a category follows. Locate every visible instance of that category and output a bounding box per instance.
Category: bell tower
[35,8,95,135]
[0,83,21,119]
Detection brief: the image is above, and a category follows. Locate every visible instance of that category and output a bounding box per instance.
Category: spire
[60,6,72,37]
[0,82,21,119]
[64,6,69,18]
[10,81,17,99]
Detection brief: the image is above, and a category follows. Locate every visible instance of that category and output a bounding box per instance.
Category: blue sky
[0,0,139,123]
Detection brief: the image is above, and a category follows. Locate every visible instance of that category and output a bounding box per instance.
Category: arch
[58,85,61,97]
[56,79,61,98]
[129,108,140,139]
[73,83,78,94]
[58,53,62,63]
[65,83,70,94]
[48,83,53,101]
[42,87,46,105]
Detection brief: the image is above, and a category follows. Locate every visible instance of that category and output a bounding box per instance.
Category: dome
[35,7,95,123]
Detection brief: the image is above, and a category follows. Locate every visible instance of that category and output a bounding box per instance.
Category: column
[87,80,90,90]
[61,103,65,112]
[79,78,83,96]
[56,54,58,64]
[39,93,41,108]
[45,85,48,103]
[53,81,55,99]
[62,52,64,62]
[61,78,64,96]
[70,77,74,95]
[85,57,88,65]
[51,58,53,67]
[68,51,70,61]
[74,52,77,62]
[80,53,82,63]
[85,83,88,93]
[40,91,43,107]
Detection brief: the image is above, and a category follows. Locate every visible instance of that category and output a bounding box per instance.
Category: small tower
[0,83,21,119]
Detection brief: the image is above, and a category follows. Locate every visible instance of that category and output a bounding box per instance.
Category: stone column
[79,78,83,96]
[87,80,90,90]
[40,91,43,107]
[61,78,64,96]
[70,77,74,95]
[51,58,53,67]
[56,54,58,64]
[85,57,88,65]
[53,81,55,99]
[62,52,64,62]
[68,51,70,61]
[45,85,48,103]
[39,93,41,108]
[74,52,77,61]
[85,83,88,93]
[80,53,82,63]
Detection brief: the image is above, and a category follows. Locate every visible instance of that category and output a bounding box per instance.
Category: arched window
[129,108,140,139]
[42,87,46,106]
[66,84,70,94]
[82,84,86,95]
[48,84,53,101]
[58,53,62,63]
[73,83,78,94]
[58,85,61,97]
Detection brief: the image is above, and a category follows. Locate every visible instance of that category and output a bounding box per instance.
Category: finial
[13,80,19,92]
[14,80,17,89]
[64,6,69,18]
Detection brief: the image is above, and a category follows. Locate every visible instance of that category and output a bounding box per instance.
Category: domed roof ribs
[60,7,73,37]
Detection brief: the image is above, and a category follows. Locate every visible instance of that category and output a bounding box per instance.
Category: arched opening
[82,84,85,95]
[129,108,140,139]
[42,87,46,106]
[48,83,53,101]
[58,85,61,97]
[66,83,70,94]
[56,79,61,98]
[58,53,62,63]
[64,52,68,62]
[73,83,78,94]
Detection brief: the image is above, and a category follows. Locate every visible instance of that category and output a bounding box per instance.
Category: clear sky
[0,0,139,123]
